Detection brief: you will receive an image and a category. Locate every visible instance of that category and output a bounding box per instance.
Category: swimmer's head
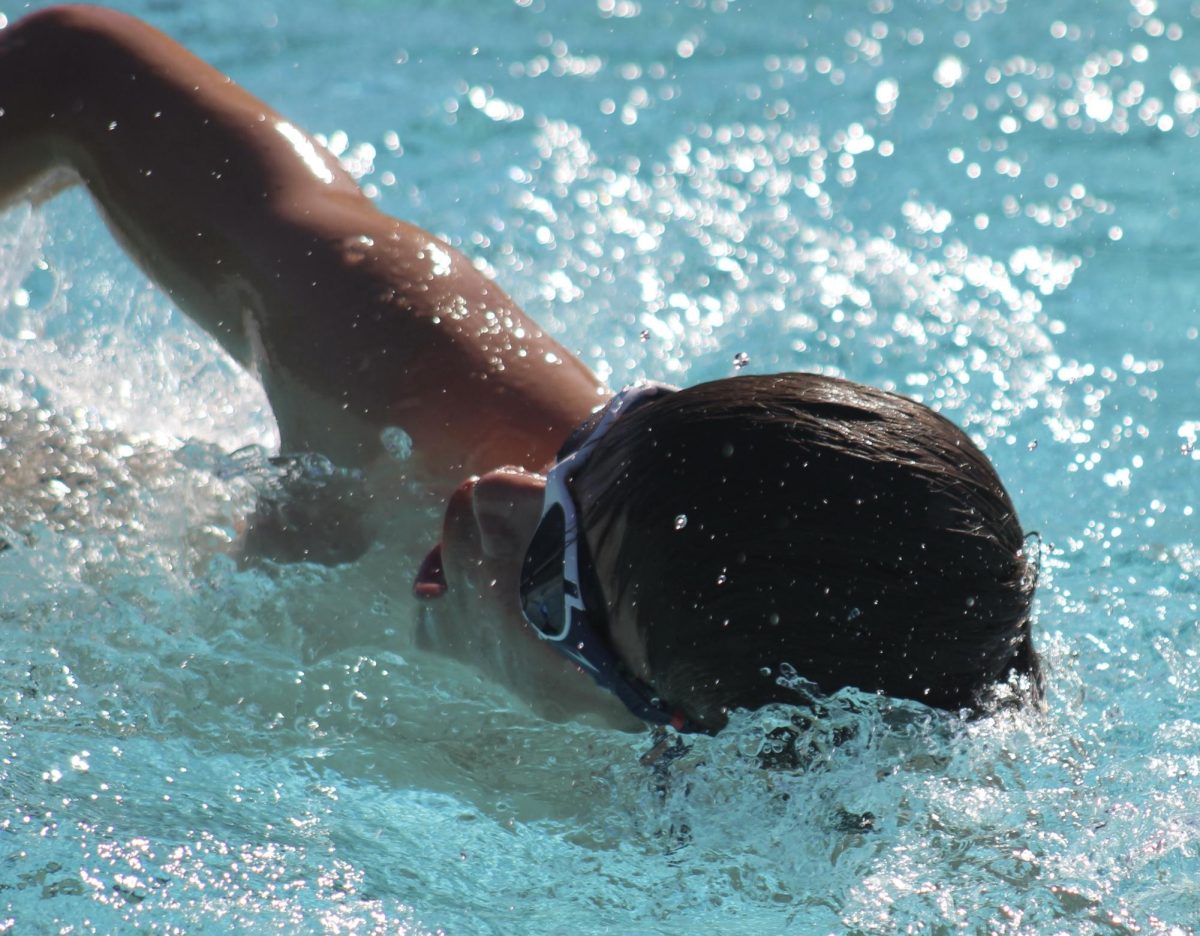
[569,373,1041,731]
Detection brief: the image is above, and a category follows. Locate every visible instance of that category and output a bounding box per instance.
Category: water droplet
[674,513,688,530]
[716,569,727,585]
[721,442,734,458]
[1027,439,1039,451]
[380,426,413,460]
[769,612,781,626]
[759,666,772,677]
[847,607,861,621]
[733,351,750,370]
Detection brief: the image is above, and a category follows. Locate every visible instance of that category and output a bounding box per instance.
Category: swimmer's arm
[0,6,605,475]
[0,5,379,367]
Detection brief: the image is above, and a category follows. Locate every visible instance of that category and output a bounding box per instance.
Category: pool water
[2,0,1198,931]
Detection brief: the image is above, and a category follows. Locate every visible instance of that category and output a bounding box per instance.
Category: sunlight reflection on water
[2,0,1199,932]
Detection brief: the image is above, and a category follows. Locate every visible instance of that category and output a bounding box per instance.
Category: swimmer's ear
[471,468,547,560]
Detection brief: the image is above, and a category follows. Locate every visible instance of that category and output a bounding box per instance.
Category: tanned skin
[1,6,643,728]
[0,6,605,486]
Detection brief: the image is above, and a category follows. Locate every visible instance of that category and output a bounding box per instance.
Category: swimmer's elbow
[0,127,81,211]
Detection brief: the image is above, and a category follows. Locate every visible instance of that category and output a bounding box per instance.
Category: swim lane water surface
[1,0,1198,931]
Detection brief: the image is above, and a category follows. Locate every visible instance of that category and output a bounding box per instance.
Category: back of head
[579,373,1040,728]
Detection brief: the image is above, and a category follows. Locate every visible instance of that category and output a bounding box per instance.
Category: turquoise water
[2,0,1198,931]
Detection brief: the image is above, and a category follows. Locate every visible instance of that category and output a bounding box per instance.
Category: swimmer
[0,6,1041,733]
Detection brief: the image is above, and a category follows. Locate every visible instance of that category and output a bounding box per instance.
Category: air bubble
[380,426,413,460]
[674,514,688,530]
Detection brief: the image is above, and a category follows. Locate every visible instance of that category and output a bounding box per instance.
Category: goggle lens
[519,503,567,638]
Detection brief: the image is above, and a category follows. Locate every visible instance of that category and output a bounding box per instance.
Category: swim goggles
[519,382,701,733]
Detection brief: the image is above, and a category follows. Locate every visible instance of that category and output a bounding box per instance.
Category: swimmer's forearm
[0,7,375,358]
[0,6,368,213]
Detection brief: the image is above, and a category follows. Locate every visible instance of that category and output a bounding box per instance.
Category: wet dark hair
[578,373,1041,729]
